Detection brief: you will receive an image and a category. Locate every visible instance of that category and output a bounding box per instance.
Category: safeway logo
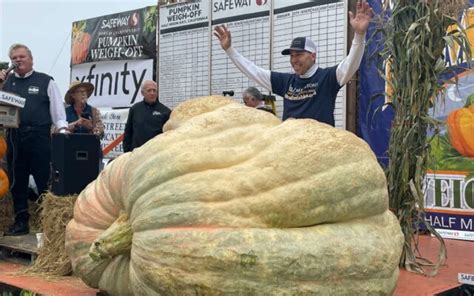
[256,0,267,5]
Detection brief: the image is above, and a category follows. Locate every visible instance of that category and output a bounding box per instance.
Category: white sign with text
[71,59,153,108]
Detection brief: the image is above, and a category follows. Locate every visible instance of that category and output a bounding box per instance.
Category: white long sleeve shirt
[224,33,366,91]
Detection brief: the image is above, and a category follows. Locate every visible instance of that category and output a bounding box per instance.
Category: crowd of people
[0,1,372,236]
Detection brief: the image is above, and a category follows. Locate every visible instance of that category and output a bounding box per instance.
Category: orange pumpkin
[447,104,474,157]
[0,169,9,198]
[0,136,6,159]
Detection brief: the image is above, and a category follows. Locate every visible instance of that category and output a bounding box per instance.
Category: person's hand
[79,117,93,130]
[69,119,80,131]
[349,0,373,35]
[0,70,7,82]
[213,25,232,50]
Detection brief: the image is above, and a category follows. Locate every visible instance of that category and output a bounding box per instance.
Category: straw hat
[65,80,94,105]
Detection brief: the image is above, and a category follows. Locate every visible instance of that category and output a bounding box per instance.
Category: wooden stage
[0,234,471,295]
[393,235,473,295]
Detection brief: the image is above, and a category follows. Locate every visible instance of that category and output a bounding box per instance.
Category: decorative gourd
[0,136,6,159]
[0,136,8,198]
[0,169,9,198]
[66,96,403,295]
[447,103,474,157]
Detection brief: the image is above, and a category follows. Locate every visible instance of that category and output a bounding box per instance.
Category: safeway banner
[71,6,157,65]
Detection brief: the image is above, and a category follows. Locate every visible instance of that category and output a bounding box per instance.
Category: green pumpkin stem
[89,211,133,261]
[465,93,474,108]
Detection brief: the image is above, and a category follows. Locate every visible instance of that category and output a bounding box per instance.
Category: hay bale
[22,192,77,276]
[0,194,13,232]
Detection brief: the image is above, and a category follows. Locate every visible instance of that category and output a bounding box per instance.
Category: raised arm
[336,0,373,86]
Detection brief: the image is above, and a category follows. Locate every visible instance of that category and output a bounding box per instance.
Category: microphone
[222,90,234,97]
[5,63,17,74]
[0,63,16,82]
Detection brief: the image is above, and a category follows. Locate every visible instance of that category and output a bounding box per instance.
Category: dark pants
[7,127,51,223]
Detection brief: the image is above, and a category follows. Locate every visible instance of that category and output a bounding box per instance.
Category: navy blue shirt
[65,104,94,134]
[271,65,341,126]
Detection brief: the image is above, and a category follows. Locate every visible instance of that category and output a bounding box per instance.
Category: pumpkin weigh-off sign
[66,97,404,295]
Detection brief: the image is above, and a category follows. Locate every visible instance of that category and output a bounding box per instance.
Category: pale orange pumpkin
[66,96,403,295]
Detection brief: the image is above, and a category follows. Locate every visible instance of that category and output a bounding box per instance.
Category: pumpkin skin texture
[447,104,474,157]
[66,96,403,295]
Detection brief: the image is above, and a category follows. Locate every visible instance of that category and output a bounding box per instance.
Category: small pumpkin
[0,169,9,198]
[66,96,403,295]
[0,136,6,159]
[447,100,474,157]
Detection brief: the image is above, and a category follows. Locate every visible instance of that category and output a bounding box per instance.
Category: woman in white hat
[65,80,104,137]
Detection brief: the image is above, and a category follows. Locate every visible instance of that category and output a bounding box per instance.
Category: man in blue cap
[214,0,373,126]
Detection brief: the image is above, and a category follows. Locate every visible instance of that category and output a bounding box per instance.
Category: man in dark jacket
[123,80,171,152]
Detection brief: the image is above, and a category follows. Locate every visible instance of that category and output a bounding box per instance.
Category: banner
[423,7,474,241]
[358,0,394,168]
[71,6,157,65]
[100,108,129,159]
[359,1,474,240]
[71,59,153,108]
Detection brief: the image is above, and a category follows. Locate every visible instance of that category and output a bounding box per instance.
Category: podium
[0,90,26,128]
[51,133,101,196]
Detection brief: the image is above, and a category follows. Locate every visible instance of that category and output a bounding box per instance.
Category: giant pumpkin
[66,96,403,295]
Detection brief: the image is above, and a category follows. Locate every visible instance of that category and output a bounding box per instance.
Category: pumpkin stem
[89,211,133,261]
[465,93,474,108]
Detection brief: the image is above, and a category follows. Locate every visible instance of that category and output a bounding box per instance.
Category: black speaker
[51,133,101,196]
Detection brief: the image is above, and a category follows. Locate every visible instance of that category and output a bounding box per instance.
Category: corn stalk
[376,0,471,275]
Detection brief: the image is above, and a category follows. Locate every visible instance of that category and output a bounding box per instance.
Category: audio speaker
[51,133,101,196]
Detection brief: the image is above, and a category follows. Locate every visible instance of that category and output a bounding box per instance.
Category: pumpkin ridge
[125,212,401,294]
[129,149,387,230]
[129,121,373,215]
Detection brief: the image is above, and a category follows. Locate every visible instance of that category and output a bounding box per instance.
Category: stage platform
[0,262,97,295]
[394,235,473,295]
[0,232,38,264]
[0,234,470,295]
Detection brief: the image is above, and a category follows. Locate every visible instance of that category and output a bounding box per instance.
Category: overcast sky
[1,0,157,96]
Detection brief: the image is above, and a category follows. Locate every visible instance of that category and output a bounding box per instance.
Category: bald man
[123,80,171,152]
